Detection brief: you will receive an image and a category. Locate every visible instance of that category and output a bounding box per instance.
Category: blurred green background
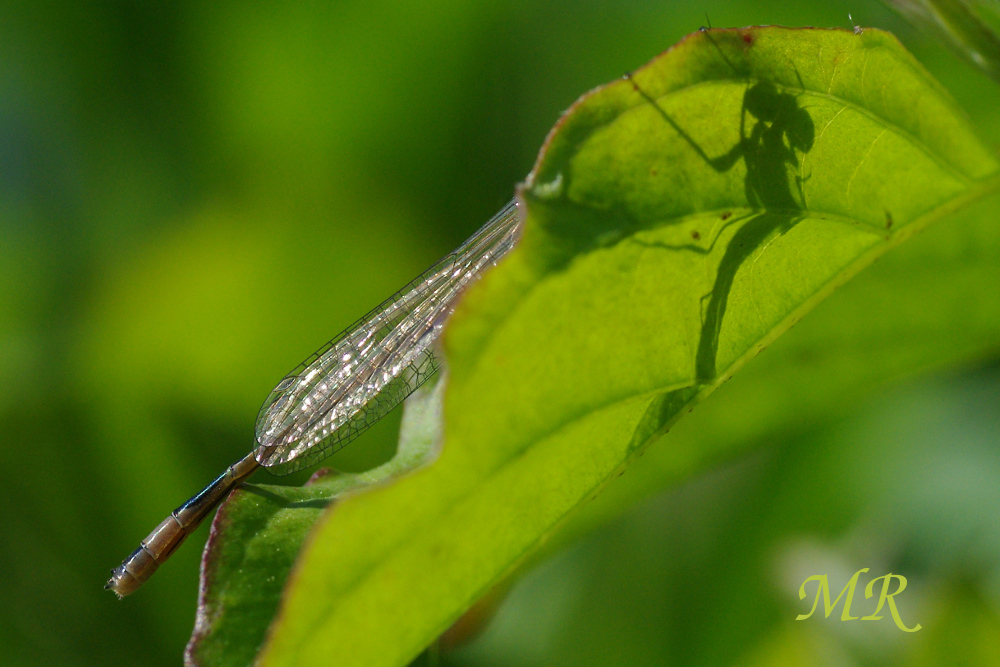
[2,1,998,665]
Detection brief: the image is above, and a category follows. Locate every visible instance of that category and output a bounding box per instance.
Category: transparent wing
[253,200,522,475]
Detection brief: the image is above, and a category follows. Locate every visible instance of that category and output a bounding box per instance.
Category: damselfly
[106,199,522,597]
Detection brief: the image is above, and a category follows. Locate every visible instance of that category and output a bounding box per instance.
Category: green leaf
[536,174,1000,560]
[184,379,444,666]
[193,26,1000,666]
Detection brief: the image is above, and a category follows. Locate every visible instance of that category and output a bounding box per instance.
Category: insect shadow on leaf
[626,34,815,381]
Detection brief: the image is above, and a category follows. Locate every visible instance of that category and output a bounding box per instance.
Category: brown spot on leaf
[691,230,701,240]
[624,71,639,92]
[721,211,732,220]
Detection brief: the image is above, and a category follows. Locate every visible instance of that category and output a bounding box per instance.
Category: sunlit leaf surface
[190,27,1000,666]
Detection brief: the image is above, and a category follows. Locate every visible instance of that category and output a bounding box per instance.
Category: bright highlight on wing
[254,199,521,475]
[106,199,522,597]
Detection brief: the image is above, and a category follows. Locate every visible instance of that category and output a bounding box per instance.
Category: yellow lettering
[796,568,867,621]
[863,573,921,632]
